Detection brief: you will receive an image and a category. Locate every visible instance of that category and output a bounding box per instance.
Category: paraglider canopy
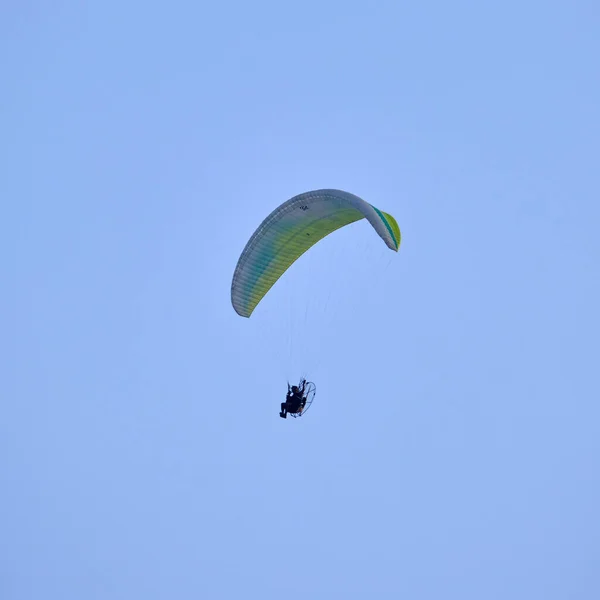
[231,189,401,318]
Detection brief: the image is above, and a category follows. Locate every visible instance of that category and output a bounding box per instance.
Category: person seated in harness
[280,380,307,418]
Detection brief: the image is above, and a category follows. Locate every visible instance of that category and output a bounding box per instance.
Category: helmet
[291,386,299,393]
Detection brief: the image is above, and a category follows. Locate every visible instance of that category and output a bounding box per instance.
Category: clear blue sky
[3,1,599,598]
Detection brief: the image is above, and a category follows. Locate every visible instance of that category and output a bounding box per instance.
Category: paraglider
[231,188,401,419]
[280,379,316,418]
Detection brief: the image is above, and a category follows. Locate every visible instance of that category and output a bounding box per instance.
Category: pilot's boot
[279,411,286,418]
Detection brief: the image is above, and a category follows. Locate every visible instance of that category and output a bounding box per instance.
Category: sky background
[2,1,600,599]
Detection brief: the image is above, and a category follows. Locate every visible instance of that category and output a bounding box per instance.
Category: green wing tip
[381,210,401,250]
